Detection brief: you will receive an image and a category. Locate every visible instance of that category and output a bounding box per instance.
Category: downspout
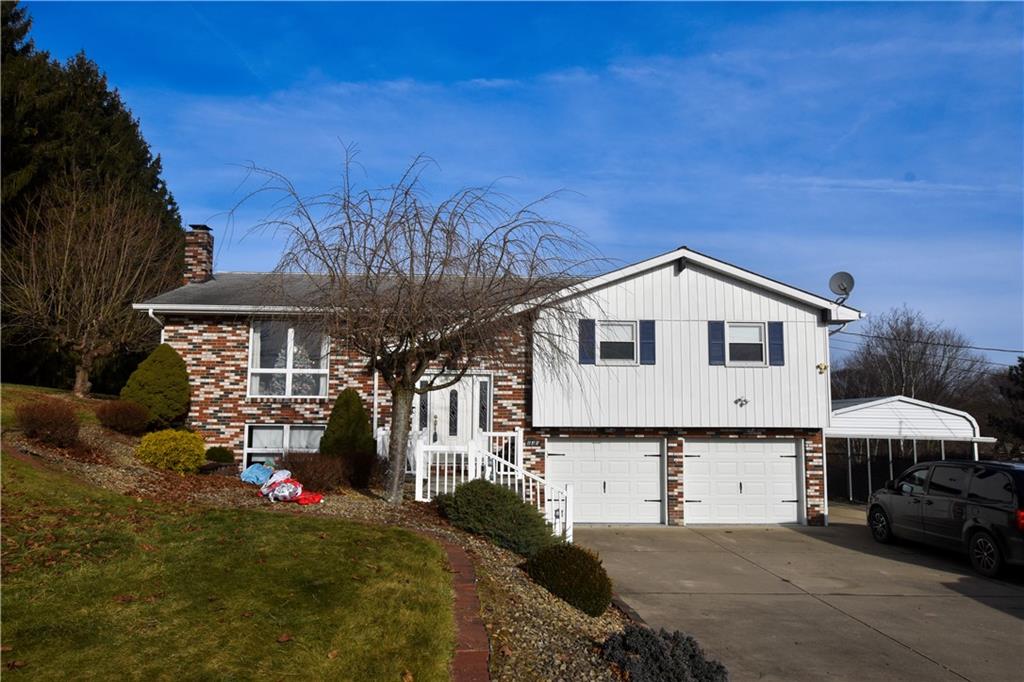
[148,308,165,344]
[372,367,380,433]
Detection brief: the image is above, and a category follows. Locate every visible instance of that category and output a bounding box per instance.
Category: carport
[824,396,997,505]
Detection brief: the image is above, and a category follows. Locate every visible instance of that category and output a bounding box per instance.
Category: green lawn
[1,456,454,679]
[1,383,100,429]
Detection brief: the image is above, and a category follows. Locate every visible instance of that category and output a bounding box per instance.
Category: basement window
[244,424,325,467]
[248,321,329,397]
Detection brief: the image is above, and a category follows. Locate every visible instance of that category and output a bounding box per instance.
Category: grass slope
[1,456,454,679]
[1,383,100,429]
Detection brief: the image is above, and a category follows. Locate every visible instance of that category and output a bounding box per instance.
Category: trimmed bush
[319,388,376,487]
[15,399,79,447]
[120,344,190,429]
[96,400,151,435]
[136,430,205,474]
[602,625,728,682]
[438,479,555,556]
[525,543,612,616]
[281,452,347,491]
[205,446,235,464]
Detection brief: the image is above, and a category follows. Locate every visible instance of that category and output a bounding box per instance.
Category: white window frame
[725,321,768,367]
[243,423,327,468]
[596,320,639,366]
[247,321,331,399]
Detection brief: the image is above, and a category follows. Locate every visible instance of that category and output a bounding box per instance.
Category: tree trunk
[385,384,415,505]
[73,362,92,397]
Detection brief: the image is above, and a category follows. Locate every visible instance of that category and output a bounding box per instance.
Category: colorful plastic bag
[241,463,273,486]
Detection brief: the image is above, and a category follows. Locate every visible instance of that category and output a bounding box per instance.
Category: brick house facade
[141,226,856,527]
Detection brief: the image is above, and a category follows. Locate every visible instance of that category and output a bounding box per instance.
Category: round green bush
[526,543,612,617]
[319,388,376,487]
[439,479,555,557]
[205,446,235,464]
[120,344,190,429]
[136,429,205,474]
[95,400,151,435]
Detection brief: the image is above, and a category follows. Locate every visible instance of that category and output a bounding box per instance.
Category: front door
[415,375,492,446]
[888,466,929,540]
[923,464,971,548]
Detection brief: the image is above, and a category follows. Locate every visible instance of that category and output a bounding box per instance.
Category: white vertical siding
[532,263,831,428]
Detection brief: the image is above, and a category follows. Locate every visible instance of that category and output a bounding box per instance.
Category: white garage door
[545,439,663,524]
[683,439,801,524]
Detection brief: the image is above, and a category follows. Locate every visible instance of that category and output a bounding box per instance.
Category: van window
[898,468,929,495]
[928,466,969,498]
[968,469,1014,506]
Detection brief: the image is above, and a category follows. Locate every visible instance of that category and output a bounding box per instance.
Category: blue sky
[26,1,1024,359]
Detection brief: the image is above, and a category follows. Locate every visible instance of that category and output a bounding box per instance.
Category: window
[968,469,1014,506]
[727,323,765,365]
[245,424,325,466]
[598,321,637,364]
[478,380,490,431]
[418,381,428,431]
[929,465,969,498]
[898,468,929,495]
[249,321,329,397]
[448,389,459,436]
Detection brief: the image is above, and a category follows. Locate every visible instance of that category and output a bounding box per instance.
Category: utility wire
[828,343,1009,378]
[829,339,1017,369]
[836,330,1024,355]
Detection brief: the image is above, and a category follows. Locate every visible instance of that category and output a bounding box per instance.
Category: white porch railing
[480,428,524,473]
[376,427,425,474]
[413,439,574,542]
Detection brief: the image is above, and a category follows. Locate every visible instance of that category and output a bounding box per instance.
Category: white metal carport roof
[825,395,996,444]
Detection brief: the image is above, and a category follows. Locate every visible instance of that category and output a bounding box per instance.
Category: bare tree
[832,306,990,405]
[2,170,183,395]
[244,151,598,504]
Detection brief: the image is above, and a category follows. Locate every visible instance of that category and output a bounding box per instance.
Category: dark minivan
[867,460,1024,577]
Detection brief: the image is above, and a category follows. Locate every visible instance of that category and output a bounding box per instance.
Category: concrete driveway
[575,504,1024,682]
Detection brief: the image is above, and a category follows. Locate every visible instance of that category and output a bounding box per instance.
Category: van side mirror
[884,479,897,492]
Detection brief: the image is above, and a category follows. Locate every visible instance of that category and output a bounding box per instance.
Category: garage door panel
[684,439,800,525]
[546,439,663,524]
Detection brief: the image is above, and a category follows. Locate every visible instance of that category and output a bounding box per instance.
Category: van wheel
[968,531,1003,578]
[869,507,893,544]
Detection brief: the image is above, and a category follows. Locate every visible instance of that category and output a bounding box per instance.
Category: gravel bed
[3,428,627,680]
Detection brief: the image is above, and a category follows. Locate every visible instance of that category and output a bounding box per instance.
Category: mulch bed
[2,425,628,681]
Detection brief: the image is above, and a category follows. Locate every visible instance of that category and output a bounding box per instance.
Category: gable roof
[539,246,862,323]
[134,246,862,321]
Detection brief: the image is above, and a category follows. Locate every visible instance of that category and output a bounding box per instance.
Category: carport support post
[913,440,917,464]
[846,438,852,502]
[940,440,945,460]
[888,439,893,480]
[973,441,979,461]
[865,439,872,498]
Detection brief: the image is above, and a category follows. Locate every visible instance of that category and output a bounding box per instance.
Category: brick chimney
[183,224,214,285]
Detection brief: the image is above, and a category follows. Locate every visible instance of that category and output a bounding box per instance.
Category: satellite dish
[829,271,855,300]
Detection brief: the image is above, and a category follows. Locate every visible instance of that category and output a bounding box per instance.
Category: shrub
[602,625,728,682]
[319,388,376,487]
[95,400,151,435]
[205,446,235,464]
[15,399,79,447]
[438,479,555,556]
[525,543,612,616]
[120,344,190,429]
[281,452,348,491]
[136,429,205,474]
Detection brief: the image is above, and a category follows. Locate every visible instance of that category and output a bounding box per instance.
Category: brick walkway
[433,536,490,682]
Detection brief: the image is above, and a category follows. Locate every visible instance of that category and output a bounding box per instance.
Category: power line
[829,339,1016,369]
[828,343,1009,378]
[836,330,1024,355]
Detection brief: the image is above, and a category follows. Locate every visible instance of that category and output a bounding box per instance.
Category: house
[135,225,862,527]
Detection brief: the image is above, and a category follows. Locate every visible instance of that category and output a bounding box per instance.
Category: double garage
[544,437,805,525]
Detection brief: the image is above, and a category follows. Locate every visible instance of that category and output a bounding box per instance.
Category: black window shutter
[639,320,656,365]
[579,319,596,364]
[708,321,725,365]
[768,321,785,366]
